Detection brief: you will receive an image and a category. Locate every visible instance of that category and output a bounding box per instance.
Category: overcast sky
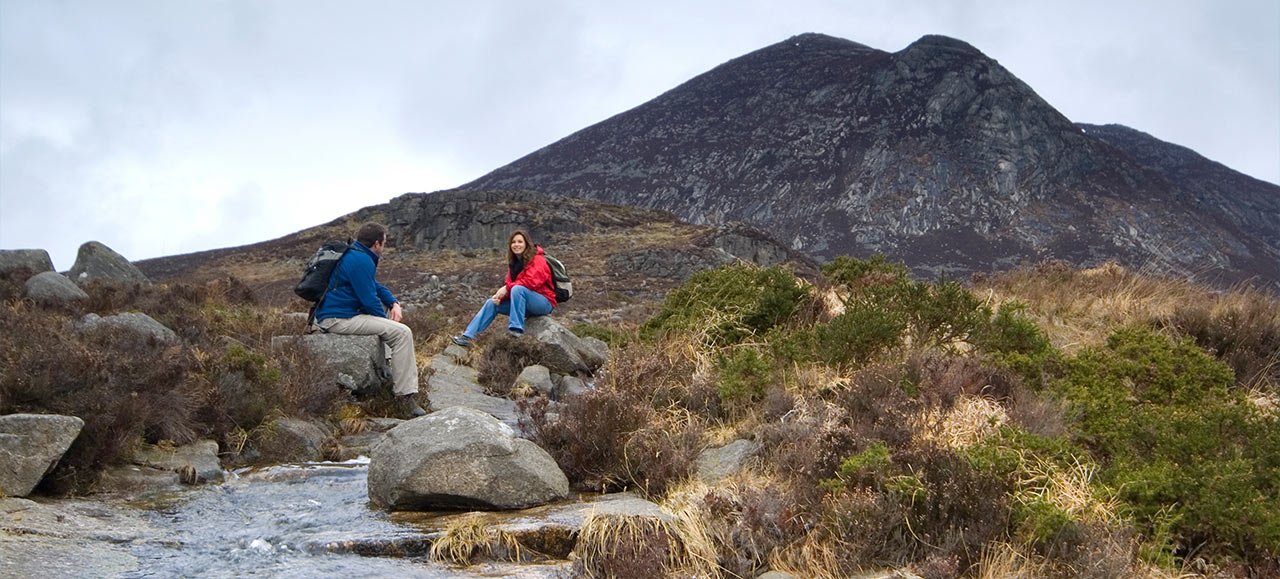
[2,0,1277,270]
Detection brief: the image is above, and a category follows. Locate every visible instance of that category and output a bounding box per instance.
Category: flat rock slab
[0,496,167,578]
[427,372,519,431]
[431,354,479,382]
[132,439,224,483]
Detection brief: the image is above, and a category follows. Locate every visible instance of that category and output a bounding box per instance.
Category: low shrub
[715,347,772,407]
[1053,327,1280,561]
[571,323,631,349]
[822,254,909,286]
[476,334,548,397]
[641,264,808,345]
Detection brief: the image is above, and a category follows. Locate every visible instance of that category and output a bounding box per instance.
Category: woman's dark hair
[507,230,536,263]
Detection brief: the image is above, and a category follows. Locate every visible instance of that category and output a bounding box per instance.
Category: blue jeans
[462,285,553,338]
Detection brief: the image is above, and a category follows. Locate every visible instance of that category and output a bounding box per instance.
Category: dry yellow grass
[916,394,1009,449]
[573,508,717,579]
[975,261,1204,353]
[428,513,528,566]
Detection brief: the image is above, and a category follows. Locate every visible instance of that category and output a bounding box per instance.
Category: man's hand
[389,302,403,322]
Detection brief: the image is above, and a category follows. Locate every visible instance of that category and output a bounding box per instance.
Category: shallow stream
[122,459,570,578]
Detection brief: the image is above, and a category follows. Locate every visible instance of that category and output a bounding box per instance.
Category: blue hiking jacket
[314,241,397,321]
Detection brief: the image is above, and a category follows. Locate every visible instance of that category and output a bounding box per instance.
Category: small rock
[255,418,331,463]
[74,312,178,344]
[695,439,762,483]
[514,365,555,396]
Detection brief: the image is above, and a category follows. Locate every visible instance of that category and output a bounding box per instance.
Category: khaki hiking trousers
[318,314,419,397]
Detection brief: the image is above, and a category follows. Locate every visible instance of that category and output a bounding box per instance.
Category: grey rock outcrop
[514,365,555,396]
[367,406,569,511]
[0,249,55,279]
[67,241,150,286]
[24,271,89,305]
[426,350,520,431]
[606,247,733,280]
[272,334,388,393]
[0,414,85,497]
[523,316,608,375]
[75,312,178,344]
[696,439,762,483]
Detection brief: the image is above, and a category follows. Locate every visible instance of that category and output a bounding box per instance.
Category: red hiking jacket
[505,246,557,307]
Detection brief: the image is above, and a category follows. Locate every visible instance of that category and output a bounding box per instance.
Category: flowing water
[122,459,570,578]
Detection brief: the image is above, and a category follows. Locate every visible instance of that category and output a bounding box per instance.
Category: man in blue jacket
[315,223,425,418]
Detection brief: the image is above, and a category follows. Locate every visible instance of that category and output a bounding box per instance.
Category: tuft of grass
[573,512,711,579]
[429,514,529,566]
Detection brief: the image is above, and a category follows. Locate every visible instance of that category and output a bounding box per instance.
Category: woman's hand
[492,286,508,304]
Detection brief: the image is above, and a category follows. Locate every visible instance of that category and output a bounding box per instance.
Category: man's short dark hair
[356,223,388,247]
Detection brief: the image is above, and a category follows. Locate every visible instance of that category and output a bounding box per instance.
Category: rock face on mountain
[466,33,1280,286]
[384,188,812,269]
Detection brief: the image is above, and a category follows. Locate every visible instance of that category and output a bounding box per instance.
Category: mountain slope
[465,33,1280,287]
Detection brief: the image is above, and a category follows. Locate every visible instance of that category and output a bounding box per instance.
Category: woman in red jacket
[452,230,557,347]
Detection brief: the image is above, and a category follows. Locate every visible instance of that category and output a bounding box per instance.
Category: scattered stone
[23,271,89,305]
[0,414,85,497]
[67,241,150,286]
[556,375,589,399]
[0,249,55,279]
[368,406,569,511]
[131,439,224,483]
[255,418,331,463]
[695,439,762,483]
[74,312,179,344]
[514,365,555,396]
[272,334,388,393]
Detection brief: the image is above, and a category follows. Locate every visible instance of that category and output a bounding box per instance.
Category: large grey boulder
[272,334,388,393]
[523,316,609,375]
[368,406,569,511]
[24,271,89,305]
[0,249,55,279]
[67,241,150,286]
[0,414,85,497]
[75,312,178,344]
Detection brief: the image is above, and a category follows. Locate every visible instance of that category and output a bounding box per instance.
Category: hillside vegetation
[528,258,1279,578]
[2,257,1277,577]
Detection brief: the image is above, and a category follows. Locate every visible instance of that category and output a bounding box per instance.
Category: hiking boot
[396,394,426,418]
[450,335,473,348]
[508,328,524,338]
